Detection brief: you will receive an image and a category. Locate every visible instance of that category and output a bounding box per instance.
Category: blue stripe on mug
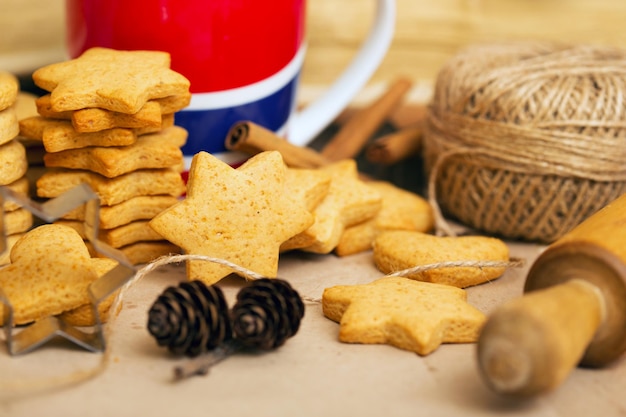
[175,45,305,160]
[176,73,298,156]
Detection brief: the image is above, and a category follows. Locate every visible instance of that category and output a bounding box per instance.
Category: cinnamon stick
[365,125,423,165]
[320,77,413,162]
[224,120,373,180]
[225,121,330,169]
[389,103,428,129]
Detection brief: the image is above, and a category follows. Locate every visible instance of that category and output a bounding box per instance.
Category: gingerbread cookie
[58,257,119,326]
[37,95,160,128]
[33,47,190,114]
[2,176,29,212]
[0,106,19,146]
[282,159,382,254]
[37,93,190,133]
[0,233,24,266]
[113,241,180,265]
[322,277,486,355]
[64,195,179,229]
[58,219,165,249]
[0,225,102,325]
[43,126,186,177]
[0,139,28,185]
[279,167,332,252]
[36,168,186,205]
[5,208,33,235]
[373,231,510,288]
[20,116,137,152]
[0,71,19,112]
[150,151,314,285]
[336,181,434,256]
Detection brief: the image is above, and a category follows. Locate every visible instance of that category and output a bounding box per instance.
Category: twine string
[383,258,525,278]
[423,42,626,242]
[0,254,264,395]
[0,253,524,393]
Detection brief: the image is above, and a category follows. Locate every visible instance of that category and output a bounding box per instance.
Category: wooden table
[2,236,625,417]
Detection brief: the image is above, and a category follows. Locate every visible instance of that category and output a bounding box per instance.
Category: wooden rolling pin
[477,193,626,397]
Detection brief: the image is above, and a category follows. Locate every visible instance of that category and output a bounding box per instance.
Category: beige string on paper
[0,253,525,393]
[423,42,626,243]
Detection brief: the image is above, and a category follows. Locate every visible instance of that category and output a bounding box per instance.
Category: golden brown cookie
[335,181,434,256]
[20,116,137,152]
[114,240,180,265]
[0,224,100,325]
[372,231,510,288]
[37,94,159,129]
[57,257,119,326]
[322,276,486,355]
[2,175,29,212]
[5,208,33,235]
[150,151,314,285]
[34,94,72,119]
[0,233,24,266]
[279,167,332,252]
[0,71,19,112]
[99,219,167,248]
[73,103,162,132]
[283,159,382,254]
[43,126,186,177]
[0,139,27,185]
[285,167,332,212]
[33,47,190,114]
[36,168,186,205]
[0,105,19,146]
[133,112,175,136]
[153,92,192,114]
[85,240,180,265]
[63,195,179,229]
[58,219,165,248]
[37,93,190,133]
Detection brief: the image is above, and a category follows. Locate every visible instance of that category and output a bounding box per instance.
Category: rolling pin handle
[477,279,605,397]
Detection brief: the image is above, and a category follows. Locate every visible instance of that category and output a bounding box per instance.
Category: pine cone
[231,278,304,350]
[147,280,232,357]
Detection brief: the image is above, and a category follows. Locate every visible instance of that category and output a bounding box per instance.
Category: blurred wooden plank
[0,0,65,75]
[302,0,626,87]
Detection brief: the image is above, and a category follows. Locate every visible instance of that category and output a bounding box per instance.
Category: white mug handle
[289,0,396,147]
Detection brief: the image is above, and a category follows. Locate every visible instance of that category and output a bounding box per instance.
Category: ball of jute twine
[423,42,626,243]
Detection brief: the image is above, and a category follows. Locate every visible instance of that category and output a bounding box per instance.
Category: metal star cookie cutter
[0,183,137,355]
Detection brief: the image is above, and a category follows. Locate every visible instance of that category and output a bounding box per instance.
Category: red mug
[66,0,395,166]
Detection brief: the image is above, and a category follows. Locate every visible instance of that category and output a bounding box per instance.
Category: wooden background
[4,0,626,95]
[301,0,626,94]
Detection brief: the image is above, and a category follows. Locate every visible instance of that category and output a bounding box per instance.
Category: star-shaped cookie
[283,159,382,254]
[33,47,190,114]
[322,277,486,355]
[149,151,314,285]
[335,181,434,256]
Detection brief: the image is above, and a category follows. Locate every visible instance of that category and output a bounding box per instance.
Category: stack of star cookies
[19,47,191,264]
[0,71,33,264]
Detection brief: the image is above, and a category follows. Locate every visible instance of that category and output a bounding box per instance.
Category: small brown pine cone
[147,280,232,357]
[230,278,304,350]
